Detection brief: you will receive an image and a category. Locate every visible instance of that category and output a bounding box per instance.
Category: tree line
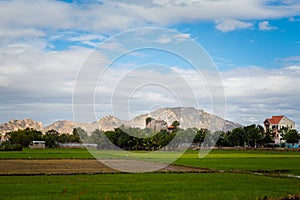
[1,123,299,151]
[0,127,84,150]
[89,124,299,150]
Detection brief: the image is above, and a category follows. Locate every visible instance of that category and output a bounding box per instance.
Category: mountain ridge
[0,107,241,138]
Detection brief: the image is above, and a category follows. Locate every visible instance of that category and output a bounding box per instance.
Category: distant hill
[0,118,43,139]
[0,107,241,138]
[126,107,240,131]
[44,121,97,135]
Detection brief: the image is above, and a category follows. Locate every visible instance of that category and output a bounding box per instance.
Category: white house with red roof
[264,115,295,144]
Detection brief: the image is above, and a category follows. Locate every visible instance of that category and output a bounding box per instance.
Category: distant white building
[264,115,295,144]
[29,141,45,149]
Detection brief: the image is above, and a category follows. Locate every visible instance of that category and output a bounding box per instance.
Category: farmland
[1,148,300,174]
[175,150,300,175]
[0,148,94,159]
[0,148,300,199]
[1,173,300,200]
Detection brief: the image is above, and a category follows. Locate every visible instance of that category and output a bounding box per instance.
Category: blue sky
[0,0,300,129]
[174,19,300,69]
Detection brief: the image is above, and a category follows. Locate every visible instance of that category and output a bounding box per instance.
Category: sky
[0,0,300,129]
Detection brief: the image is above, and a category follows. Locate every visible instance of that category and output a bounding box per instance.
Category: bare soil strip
[0,159,209,175]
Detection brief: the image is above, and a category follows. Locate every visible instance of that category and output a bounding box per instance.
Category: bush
[0,141,23,151]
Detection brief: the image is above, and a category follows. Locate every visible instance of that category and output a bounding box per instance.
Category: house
[146,118,167,131]
[167,125,176,133]
[145,117,179,133]
[264,115,295,144]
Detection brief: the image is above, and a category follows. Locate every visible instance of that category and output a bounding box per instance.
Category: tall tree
[227,127,246,147]
[263,130,274,145]
[43,130,60,148]
[244,124,263,147]
[193,129,209,144]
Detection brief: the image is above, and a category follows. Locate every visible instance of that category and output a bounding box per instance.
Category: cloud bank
[1,42,300,127]
[0,0,300,35]
[1,0,300,129]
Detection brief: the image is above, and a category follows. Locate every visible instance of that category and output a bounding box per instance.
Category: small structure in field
[29,141,45,149]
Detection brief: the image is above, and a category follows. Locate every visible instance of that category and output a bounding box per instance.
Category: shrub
[0,141,23,151]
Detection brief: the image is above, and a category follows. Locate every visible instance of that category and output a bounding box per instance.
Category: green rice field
[1,148,300,174]
[1,172,300,200]
[0,148,299,199]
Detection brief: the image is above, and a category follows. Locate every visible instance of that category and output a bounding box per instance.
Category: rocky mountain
[98,115,124,131]
[126,107,240,132]
[44,121,97,135]
[0,118,44,139]
[0,107,241,138]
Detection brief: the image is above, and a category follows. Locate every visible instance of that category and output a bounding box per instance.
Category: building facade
[264,115,295,144]
[146,118,167,131]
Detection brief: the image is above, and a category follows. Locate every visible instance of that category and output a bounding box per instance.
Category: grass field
[175,150,300,175]
[1,148,300,174]
[1,173,300,200]
[0,148,300,199]
[0,148,94,159]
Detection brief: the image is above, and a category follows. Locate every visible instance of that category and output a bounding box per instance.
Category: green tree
[91,129,111,149]
[6,128,43,147]
[227,127,246,147]
[283,129,299,145]
[171,120,180,128]
[74,127,88,143]
[43,130,60,148]
[71,128,82,143]
[0,141,23,151]
[193,129,209,144]
[216,131,226,148]
[279,126,289,144]
[58,133,70,143]
[244,124,263,147]
[145,117,154,126]
[263,129,274,145]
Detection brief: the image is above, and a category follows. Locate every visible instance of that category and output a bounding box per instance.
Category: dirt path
[0,159,209,175]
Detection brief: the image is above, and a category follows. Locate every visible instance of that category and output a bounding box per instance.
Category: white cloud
[0,28,44,38]
[62,34,106,47]
[275,56,300,67]
[215,19,253,32]
[258,21,278,31]
[278,56,300,62]
[0,0,297,54]
[0,47,94,96]
[221,65,300,128]
[289,17,300,22]
[155,33,192,44]
[0,26,47,51]
[1,42,300,129]
[0,0,300,35]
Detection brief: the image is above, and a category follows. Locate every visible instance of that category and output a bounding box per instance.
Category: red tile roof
[267,116,284,124]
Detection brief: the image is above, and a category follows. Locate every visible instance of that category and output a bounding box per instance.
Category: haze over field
[0,0,300,129]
